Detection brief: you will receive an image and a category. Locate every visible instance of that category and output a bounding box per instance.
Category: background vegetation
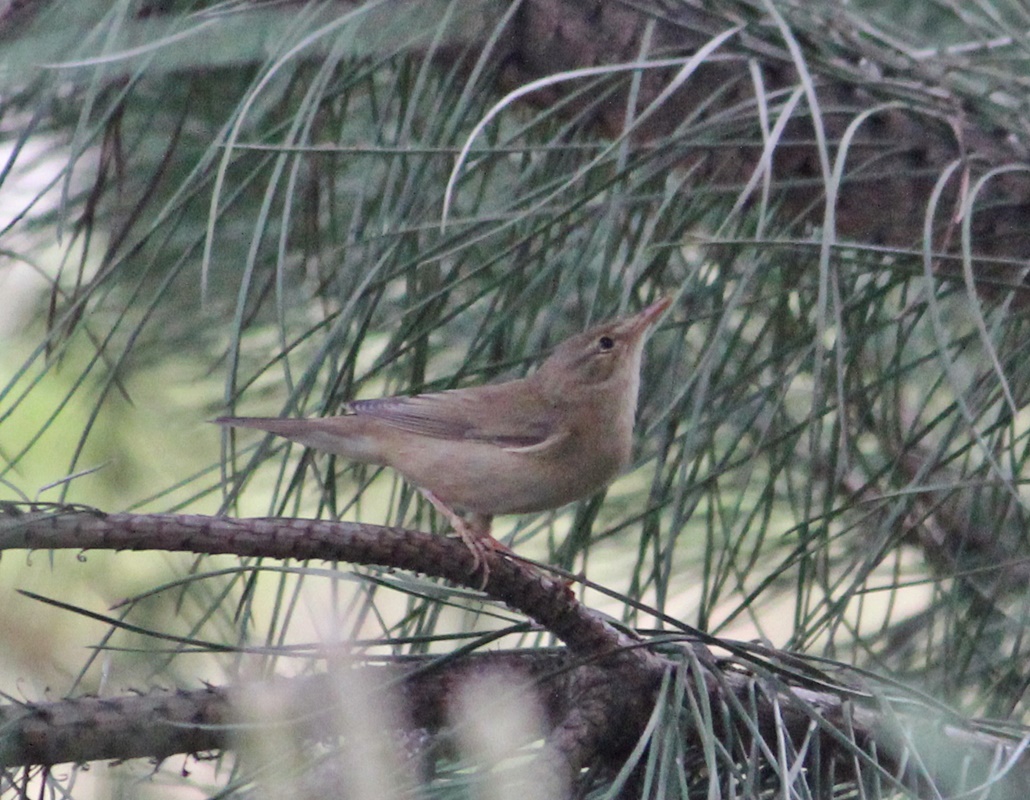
[2,0,1030,796]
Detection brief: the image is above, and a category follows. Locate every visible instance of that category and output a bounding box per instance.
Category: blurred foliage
[3,0,1030,796]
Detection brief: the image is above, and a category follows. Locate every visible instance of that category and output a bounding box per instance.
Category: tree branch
[1,503,1029,798]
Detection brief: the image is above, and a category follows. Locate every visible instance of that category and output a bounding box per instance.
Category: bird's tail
[214,415,379,462]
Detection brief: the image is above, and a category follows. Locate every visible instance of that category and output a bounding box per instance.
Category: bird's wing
[349,381,563,451]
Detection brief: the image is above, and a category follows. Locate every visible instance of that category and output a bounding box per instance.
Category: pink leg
[420,490,497,587]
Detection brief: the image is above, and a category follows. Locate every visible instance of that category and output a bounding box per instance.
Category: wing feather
[348,381,559,451]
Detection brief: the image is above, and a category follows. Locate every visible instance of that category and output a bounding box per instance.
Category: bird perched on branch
[217,296,671,580]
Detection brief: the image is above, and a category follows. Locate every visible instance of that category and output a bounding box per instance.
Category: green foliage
[3,0,1030,795]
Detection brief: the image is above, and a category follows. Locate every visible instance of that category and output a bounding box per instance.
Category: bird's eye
[598,335,615,351]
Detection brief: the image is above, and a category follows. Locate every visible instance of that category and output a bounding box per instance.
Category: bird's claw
[452,525,492,590]
[420,490,500,589]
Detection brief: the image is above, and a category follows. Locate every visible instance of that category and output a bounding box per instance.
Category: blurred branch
[1,639,1028,797]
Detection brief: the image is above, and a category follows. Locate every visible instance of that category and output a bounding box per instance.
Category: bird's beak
[625,296,672,337]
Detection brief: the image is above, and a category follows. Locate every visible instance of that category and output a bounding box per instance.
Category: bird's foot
[419,491,500,589]
[452,524,494,590]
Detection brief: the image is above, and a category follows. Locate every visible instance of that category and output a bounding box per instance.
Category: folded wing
[349,381,561,452]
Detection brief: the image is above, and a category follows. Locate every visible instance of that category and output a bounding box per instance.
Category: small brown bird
[217,296,671,574]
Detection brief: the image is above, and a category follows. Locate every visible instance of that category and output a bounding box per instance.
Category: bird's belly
[388,437,627,516]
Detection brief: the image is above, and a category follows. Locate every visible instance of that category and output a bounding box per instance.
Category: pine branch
[0,503,655,664]
[1,502,1029,798]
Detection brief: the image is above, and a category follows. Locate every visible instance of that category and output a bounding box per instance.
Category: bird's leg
[465,512,509,550]
[419,490,496,587]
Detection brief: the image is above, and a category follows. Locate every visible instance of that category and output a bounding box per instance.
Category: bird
[217,296,671,580]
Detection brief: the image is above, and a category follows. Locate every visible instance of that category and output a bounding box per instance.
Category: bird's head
[533,296,671,405]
